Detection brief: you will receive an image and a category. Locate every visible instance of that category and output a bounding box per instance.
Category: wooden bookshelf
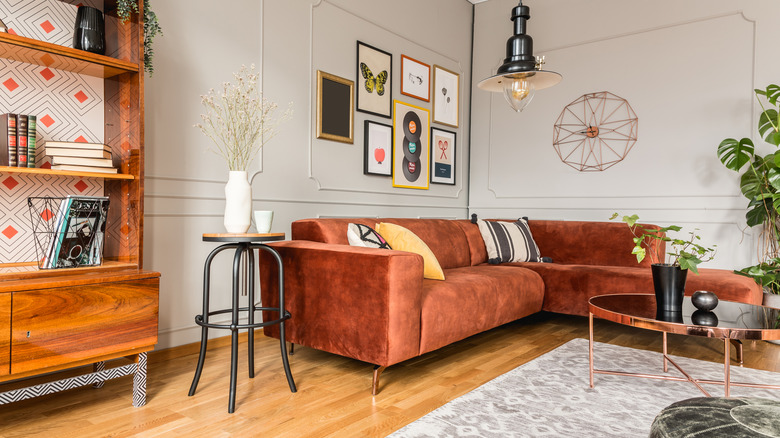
[0,0,158,406]
[0,32,138,79]
[0,166,134,180]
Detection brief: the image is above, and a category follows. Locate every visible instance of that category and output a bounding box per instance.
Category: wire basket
[27,196,110,269]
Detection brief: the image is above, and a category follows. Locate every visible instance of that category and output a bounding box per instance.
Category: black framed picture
[356,41,392,118]
[364,120,392,176]
[430,127,456,185]
[316,70,354,144]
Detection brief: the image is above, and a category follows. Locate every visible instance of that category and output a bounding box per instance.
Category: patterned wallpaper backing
[0,0,106,263]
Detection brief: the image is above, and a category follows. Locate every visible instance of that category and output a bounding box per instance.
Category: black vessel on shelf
[73,6,105,55]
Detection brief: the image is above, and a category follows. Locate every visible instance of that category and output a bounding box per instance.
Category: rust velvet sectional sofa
[259,218,762,394]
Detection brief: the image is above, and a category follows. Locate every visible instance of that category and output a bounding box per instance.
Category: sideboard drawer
[0,293,9,376]
[10,277,159,374]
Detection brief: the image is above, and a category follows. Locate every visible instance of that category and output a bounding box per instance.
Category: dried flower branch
[195,64,292,171]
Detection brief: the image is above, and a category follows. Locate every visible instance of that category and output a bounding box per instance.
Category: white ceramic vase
[224,170,251,233]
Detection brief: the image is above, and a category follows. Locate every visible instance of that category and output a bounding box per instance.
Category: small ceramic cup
[253,210,273,234]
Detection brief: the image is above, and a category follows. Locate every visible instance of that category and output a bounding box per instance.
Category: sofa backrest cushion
[292,218,472,269]
[526,220,663,268]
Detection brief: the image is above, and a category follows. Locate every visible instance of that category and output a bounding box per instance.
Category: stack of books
[41,141,117,174]
[1,113,37,168]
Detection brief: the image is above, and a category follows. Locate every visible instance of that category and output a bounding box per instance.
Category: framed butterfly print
[401,55,430,102]
[356,41,392,118]
[432,65,459,128]
[430,127,456,185]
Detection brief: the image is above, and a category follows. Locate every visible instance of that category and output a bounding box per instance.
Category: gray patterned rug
[388,338,780,437]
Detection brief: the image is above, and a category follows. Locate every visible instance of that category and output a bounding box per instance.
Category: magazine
[43,196,110,269]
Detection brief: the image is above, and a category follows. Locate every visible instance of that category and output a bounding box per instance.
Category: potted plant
[611,213,716,313]
[116,0,162,75]
[717,83,780,304]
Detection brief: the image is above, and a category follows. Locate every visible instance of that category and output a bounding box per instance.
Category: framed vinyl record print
[392,100,429,190]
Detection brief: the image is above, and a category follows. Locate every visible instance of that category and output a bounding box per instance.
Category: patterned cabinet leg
[92,361,105,388]
[132,352,148,407]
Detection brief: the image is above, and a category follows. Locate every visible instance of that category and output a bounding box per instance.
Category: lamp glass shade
[503,78,535,112]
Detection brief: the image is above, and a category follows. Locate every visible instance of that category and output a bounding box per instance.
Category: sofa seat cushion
[507,263,763,316]
[419,265,544,354]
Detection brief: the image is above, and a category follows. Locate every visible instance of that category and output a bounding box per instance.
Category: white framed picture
[432,65,459,127]
[401,55,430,102]
[430,127,456,185]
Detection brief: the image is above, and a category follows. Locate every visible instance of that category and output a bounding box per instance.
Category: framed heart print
[356,41,392,118]
[430,127,456,185]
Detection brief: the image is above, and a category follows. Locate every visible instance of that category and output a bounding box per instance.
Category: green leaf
[632,246,646,263]
[769,167,780,191]
[759,110,780,146]
[623,214,639,227]
[718,138,754,170]
[765,84,780,105]
[740,168,762,199]
[747,197,770,227]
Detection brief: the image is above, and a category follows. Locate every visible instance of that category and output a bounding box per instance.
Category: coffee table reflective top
[590,294,780,341]
[589,293,780,397]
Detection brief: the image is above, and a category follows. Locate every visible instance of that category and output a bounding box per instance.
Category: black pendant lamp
[477,1,561,112]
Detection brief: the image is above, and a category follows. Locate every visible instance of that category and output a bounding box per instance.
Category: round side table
[188,233,296,413]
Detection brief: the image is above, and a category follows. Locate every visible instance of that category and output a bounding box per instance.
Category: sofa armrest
[259,240,424,367]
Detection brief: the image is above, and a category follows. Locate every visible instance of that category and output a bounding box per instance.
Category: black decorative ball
[691,290,718,311]
[691,309,719,327]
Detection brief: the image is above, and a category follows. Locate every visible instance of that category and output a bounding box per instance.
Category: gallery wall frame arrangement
[432,65,460,128]
[316,70,354,144]
[393,100,430,190]
[430,127,456,185]
[401,55,430,102]
[356,41,392,118]
[364,120,393,176]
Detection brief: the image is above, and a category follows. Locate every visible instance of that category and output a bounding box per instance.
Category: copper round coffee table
[588,293,780,397]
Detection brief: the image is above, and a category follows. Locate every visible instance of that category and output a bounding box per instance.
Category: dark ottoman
[650,397,780,437]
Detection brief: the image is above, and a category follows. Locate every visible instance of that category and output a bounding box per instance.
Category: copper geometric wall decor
[552,91,638,172]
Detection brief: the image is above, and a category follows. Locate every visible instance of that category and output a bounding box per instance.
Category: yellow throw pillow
[375,222,445,281]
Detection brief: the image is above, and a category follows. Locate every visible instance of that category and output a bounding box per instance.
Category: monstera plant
[717,83,780,293]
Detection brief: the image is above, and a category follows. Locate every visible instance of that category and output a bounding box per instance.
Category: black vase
[73,6,105,55]
[652,263,687,313]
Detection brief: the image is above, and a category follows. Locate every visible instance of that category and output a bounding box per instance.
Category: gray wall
[469,0,780,270]
[144,0,474,348]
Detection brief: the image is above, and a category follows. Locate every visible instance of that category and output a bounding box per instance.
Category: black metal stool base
[188,240,296,413]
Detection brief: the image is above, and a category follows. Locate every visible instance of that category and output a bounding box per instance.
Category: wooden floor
[2,312,780,437]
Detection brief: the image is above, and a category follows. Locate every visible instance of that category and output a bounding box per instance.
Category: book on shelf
[26,115,36,168]
[42,145,111,159]
[40,140,111,152]
[17,114,27,168]
[0,113,17,167]
[43,196,110,269]
[51,155,114,167]
[50,164,118,174]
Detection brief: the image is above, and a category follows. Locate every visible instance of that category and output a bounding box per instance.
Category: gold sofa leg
[372,365,386,396]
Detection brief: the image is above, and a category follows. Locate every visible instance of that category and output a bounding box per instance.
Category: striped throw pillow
[477,219,541,264]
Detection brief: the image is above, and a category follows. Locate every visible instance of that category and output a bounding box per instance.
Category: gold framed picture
[316,70,354,143]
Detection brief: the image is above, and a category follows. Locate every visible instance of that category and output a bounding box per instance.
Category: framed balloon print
[364,120,392,176]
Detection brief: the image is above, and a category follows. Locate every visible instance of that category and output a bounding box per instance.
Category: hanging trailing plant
[116,0,162,75]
